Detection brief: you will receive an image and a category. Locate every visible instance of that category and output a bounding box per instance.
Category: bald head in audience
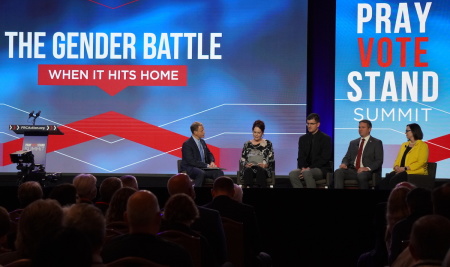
[167,173,196,199]
[126,190,161,235]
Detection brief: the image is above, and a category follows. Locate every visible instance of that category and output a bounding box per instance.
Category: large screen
[336,0,450,178]
[0,0,308,176]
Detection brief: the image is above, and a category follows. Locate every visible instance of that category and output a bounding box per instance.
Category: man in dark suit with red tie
[334,120,384,189]
[180,122,224,187]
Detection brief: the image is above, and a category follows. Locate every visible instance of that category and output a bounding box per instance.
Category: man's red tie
[355,138,365,170]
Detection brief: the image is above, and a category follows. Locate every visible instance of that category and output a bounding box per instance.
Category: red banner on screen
[38,64,187,96]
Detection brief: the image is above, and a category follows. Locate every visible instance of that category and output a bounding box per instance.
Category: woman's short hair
[408,123,424,140]
[252,120,265,133]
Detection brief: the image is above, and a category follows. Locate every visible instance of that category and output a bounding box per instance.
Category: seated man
[204,176,270,267]
[120,175,139,190]
[409,215,450,266]
[101,190,193,267]
[334,119,383,189]
[289,113,332,188]
[166,173,227,265]
[95,176,123,215]
[180,121,224,187]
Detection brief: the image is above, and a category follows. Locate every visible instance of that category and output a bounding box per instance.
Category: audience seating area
[0,171,448,266]
[0,181,395,267]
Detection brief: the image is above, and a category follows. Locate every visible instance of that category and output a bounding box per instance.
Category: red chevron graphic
[2,111,220,166]
[426,135,450,163]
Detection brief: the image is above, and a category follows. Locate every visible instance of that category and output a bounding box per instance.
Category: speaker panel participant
[240,120,274,188]
[379,123,428,190]
[289,113,332,188]
[180,122,224,187]
[334,119,384,189]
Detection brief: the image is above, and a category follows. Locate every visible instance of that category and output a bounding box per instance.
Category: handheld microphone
[28,110,34,118]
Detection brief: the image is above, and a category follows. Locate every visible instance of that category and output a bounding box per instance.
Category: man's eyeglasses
[306,123,317,126]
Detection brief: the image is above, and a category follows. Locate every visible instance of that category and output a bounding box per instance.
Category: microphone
[28,110,34,118]
[35,111,41,118]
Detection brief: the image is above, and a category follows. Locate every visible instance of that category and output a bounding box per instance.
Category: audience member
[233,183,243,203]
[239,119,274,188]
[73,173,98,204]
[289,113,332,188]
[120,175,139,190]
[33,227,93,267]
[161,193,217,267]
[17,181,43,209]
[388,187,433,265]
[431,182,450,219]
[64,203,106,266]
[101,190,193,267]
[443,247,450,267]
[0,199,63,265]
[0,206,10,254]
[391,183,450,267]
[48,183,78,207]
[95,177,123,214]
[4,181,44,252]
[334,120,383,189]
[357,182,416,267]
[105,187,137,226]
[357,202,388,267]
[395,181,417,191]
[385,185,414,252]
[166,173,227,265]
[409,215,450,266]
[204,176,270,267]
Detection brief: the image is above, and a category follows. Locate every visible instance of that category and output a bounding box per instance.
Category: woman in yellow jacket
[379,123,429,190]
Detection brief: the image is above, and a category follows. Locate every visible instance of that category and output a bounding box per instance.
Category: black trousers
[378,171,408,190]
[243,166,267,188]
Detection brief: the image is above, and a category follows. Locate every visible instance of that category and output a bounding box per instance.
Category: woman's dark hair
[408,123,424,140]
[252,120,265,133]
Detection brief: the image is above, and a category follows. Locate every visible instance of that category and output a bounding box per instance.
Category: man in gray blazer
[334,120,383,189]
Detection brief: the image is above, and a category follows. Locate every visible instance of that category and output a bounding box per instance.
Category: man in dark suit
[204,176,270,267]
[181,121,224,187]
[289,113,332,188]
[165,173,228,265]
[101,190,193,267]
[334,119,384,189]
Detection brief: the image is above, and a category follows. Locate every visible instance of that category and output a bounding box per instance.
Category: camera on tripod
[9,150,60,186]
